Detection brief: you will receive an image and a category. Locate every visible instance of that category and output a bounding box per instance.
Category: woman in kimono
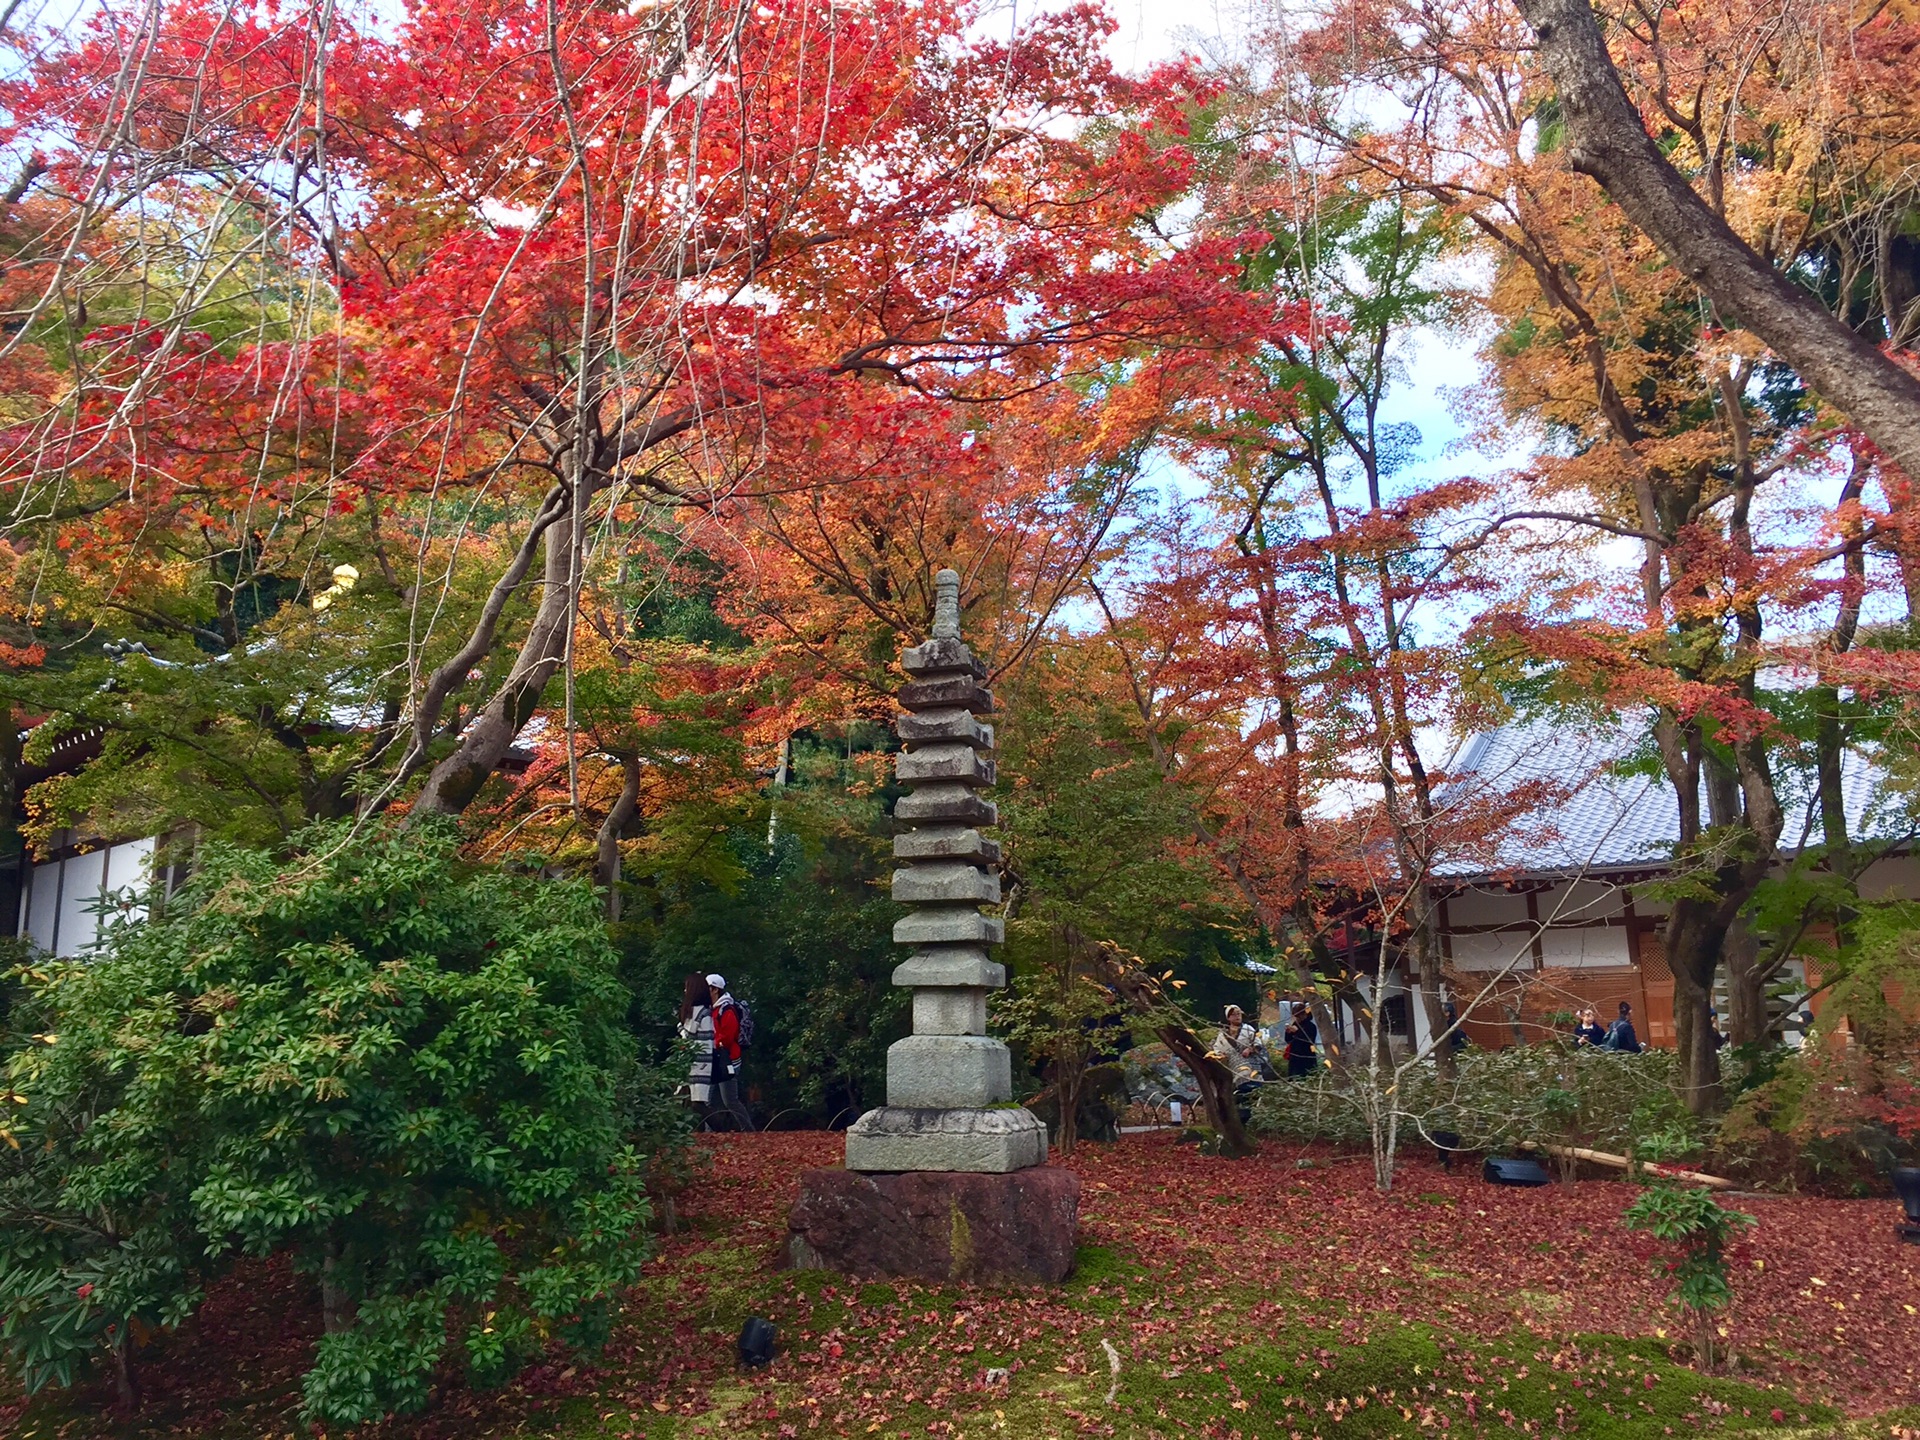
[678,971,715,1116]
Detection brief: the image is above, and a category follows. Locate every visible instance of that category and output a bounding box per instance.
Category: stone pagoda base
[787,1166,1079,1284]
[844,1105,1049,1174]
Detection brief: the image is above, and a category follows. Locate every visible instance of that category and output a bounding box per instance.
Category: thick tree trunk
[0,708,19,874]
[1090,944,1255,1157]
[320,1237,354,1336]
[1052,1057,1084,1157]
[1722,913,1768,1049]
[1513,0,1920,483]
[111,1334,138,1415]
[1666,899,1727,1114]
[1164,1032,1253,1157]
[1405,889,1456,1080]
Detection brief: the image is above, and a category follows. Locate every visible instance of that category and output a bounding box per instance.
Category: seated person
[1210,1004,1266,1083]
[1571,1006,1608,1048]
[1210,1004,1270,1119]
[1603,1000,1643,1053]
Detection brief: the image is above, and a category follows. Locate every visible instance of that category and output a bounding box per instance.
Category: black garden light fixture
[1893,1167,1920,1244]
[1483,1156,1551,1187]
[738,1316,778,1367]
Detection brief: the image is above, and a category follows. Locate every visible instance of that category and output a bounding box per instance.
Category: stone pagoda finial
[842,570,1048,1174]
[932,567,962,640]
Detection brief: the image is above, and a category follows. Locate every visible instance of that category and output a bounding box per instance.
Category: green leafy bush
[1247,1070,1373,1148]
[1720,1024,1919,1192]
[1413,1045,1699,1168]
[1249,1045,1698,1169]
[0,822,665,1424]
[1623,1184,1755,1368]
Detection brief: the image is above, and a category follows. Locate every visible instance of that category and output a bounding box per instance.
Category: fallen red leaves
[1062,1135,1917,1413]
[2,1131,1913,1437]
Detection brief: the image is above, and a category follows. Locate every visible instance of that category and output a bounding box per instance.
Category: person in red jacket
[705,973,753,1132]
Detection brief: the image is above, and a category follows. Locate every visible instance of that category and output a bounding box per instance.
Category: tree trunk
[1407,895,1456,1080]
[1052,1058,1083,1157]
[1167,1033,1253,1157]
[0,706,19,866]
[1666,900,1727,1114]
[411,508,579,817]
[111,1333,138,1415]
[1088,943,1255,1157]
[320,1238,354,1336]
[595,755,644,921]
[1722,913,1768,1049]
[1513,0,1920,484]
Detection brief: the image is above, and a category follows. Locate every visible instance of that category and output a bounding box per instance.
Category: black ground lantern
[1483,1156,1551,1187]
[738,1316,778,1367]
[1893,1167,1920,1244]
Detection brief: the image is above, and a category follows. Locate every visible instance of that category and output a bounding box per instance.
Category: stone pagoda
[842,567,1048,1175]
[786,568,1077,1284]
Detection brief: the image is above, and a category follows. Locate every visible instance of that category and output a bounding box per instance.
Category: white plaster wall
[1451,931,1532,971]
[1538,926,1631,969]
[1445,889,1532,927]
[1858,854,1920,903]
[1539,879,1625,925]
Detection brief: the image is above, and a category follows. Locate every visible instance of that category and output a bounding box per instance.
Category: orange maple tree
[0,0,1281,833]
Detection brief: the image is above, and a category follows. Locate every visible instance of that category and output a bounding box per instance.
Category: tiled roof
[1433,717,1904,880]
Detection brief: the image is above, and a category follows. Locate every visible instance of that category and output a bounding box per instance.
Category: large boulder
[786,1166,1079,1283]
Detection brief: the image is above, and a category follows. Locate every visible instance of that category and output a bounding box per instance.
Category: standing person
[678,972,716,1120]
[1603,1000,1643,1053]
[706,973,754,1132]
[1283,1001,1319,1077]
[1572,1006,1608,1048]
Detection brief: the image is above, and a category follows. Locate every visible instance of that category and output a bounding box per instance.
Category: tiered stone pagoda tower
[786,568,1076,1283]
[842,568,1048,1174]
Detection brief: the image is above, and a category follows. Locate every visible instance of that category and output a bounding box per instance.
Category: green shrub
[1249,1045,1699,1170]
[1413,1044,1699,1169]
[1622,1184,1755,1368]
[0,821,668,1424]
[1721,1025,1919,1192]
[1248,1071,1373,1147]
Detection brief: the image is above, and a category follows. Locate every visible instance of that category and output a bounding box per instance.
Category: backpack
[716,996,754,1052]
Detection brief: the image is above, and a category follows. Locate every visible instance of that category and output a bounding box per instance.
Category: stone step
[895,784,997,826]
[901,636,986,679]
[893,907,1005,947]
[897,708,994,751]
[893,827,1001,865]
[835,1108,1055,1181]
[891,862,1001,906]
[892,949,1004,989]
[899,676,993,714]
[895,743,995,787]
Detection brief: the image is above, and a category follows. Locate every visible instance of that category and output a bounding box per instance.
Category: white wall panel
[55,850,105,957]
[1539,926,1631,969]
[103,839,154,928]
[25,861,59,953]
[1451,931,1531,971]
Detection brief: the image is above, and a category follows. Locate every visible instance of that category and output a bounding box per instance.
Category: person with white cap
[705,972,753,1132]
